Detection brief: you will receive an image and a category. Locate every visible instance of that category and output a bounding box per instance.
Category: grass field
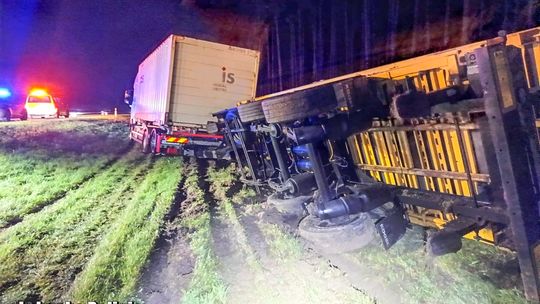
[0,119,130,228]
[199,165,528,304]
[348,227,528,304]
[0,118,531,304]
[0,119,183,302]
[181,163,228,304]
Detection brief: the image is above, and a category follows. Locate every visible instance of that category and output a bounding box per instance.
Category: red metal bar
[170,132,223,140]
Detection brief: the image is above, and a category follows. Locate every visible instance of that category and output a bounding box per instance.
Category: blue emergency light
[0,88,11,99]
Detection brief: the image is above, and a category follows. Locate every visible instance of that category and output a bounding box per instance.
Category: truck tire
[237,101,265,123]
[261,85,337,123]
[142,130,151,154]
[298,213,375,254]
[21,110,28,121]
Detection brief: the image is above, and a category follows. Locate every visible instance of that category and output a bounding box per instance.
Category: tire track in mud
[0,149,152,240]
[137,160,195,304]
[256,202,400,304]
[251,203,381,304]
[233,205,272,264]
[209,169,378,304]
[54,155,158,299]
[0,142,135,230]
[208,172,267,303]
[210,209,262,303]
[0,152,156,301]
[325,252,402,304]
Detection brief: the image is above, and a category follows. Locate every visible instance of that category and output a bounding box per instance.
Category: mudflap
[374,205,408,250]
[193,147,232,160]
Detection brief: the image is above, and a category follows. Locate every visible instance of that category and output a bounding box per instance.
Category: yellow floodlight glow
[29,89,48,97]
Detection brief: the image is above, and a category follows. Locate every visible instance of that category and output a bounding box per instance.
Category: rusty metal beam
[474,45,540,301]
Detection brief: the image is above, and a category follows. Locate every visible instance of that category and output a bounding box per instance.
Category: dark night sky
[0,0,266,111]
[1,1,538,111]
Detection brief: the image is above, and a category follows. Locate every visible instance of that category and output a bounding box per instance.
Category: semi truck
[126,35,260,158]
[129,28,540,301]
[219,27,540,301]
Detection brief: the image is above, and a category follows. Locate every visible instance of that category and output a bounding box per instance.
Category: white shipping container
[131,35,260,126]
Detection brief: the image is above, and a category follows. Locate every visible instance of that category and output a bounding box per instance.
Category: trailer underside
[218,27,540,301]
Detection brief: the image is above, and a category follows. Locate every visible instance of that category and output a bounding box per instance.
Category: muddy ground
[136,161,527,304]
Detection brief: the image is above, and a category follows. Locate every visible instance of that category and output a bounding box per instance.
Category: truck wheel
[261,85,337,123]
[298,213,375,254]
[267,193,311,215]
[142,130,151,154]
[237,101,265,123]
[21,110,28,121]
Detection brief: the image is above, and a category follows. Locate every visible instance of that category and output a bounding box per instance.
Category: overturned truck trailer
[127,35,260,158]
[219,27,540,300]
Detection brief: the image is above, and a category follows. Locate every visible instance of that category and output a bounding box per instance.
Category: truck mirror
[124,90,133,106]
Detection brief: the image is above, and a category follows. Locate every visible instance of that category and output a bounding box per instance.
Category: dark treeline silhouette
[257,0,539,95]
[193,0,540,96]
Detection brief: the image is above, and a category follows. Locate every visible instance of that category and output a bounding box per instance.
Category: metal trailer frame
[215,106,319,198]
[381,44,540,299]
[474,44,540,300]
[306,43,540,301]
[221,30,540,300]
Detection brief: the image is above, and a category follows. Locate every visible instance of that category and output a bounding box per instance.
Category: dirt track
[137,161,527,304]
[0,119,526,304]
[137,162,378,303]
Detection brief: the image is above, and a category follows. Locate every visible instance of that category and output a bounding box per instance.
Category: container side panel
[132,36,174,124]
[169,38,260,125]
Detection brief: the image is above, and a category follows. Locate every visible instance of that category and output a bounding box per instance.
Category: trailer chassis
[254,43,540,300]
